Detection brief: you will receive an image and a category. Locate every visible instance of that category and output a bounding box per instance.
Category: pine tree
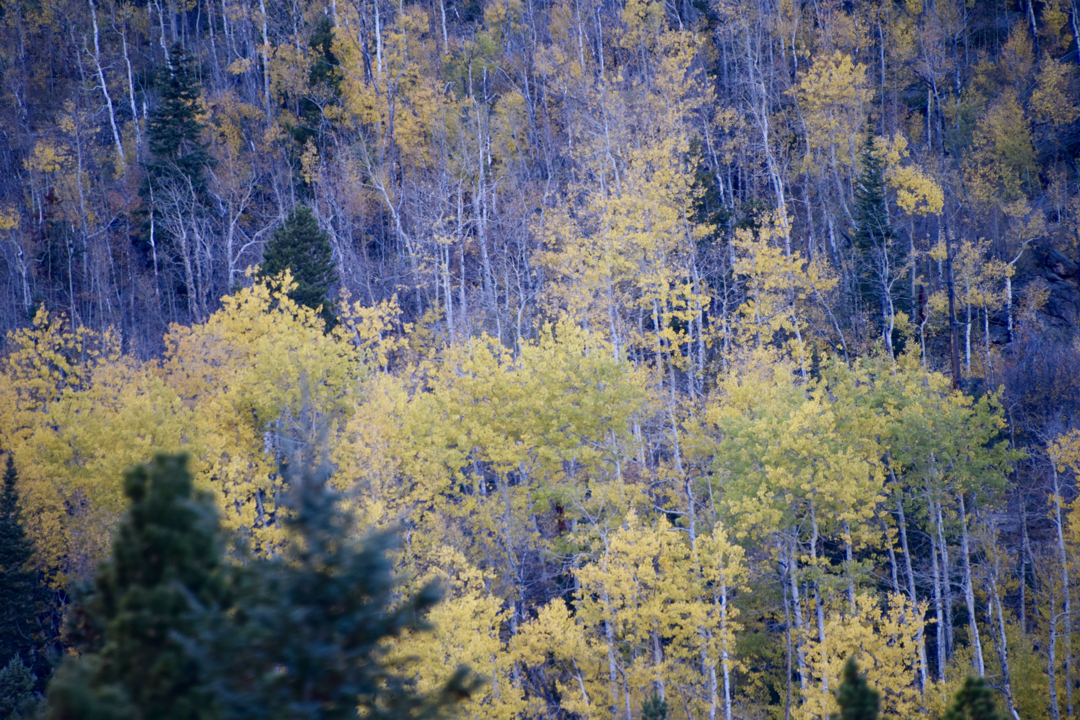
[201,458,481,720]
[0,454,47,679]
[45,454,229,720]
[259,206,337,326]
[642,691,669,720]
[0,654,39,720]
[851,122,903,350]
[146,44,212,190]
[833,656,879,720]
[943,676,1003,720]
[44,453,479,720]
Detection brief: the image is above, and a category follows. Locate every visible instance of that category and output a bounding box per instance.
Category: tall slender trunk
[958,492,985,675]
[985,526,1022,720]
[1052,463,1074,717]
[783,577,794,720]
[258,0,272,121]
[1050,587,1062,720]
[786,538,809,691]
[945,224,961,388]
[118,17,141,154]
[898,495,928,692]
[843,519,857,612]
[89,0,125,167]
[938,503,955,660]
[929,497,947,683]
[810,507,827,694]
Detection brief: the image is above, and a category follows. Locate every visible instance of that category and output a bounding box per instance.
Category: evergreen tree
[290,15,342,147]
[44,453,478,720]
[851,122,903,349]
[0,654,39,720]
[259,206,337,325]
[146,44,212,190]
[943,676,1003,720]
[200,458,481,719]
[45,454,229,720]
[0,454,48,679]
[833,656,879,720]
[642,691,669,720]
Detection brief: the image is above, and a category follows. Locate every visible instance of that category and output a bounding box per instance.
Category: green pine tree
[943,676,1003,720]
[851,122,903,349]
[44,452,478,720]
[259,206,337,326]
[45,454,230,720]
[290,15,342,148]
[202,458,481,719]
[642,691,668,720]
[0,454,49,680]
[833,656,879,720]
[0,655,39,720]
[146,44,212,190]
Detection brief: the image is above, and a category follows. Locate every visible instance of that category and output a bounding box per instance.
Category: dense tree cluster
[43,452,478,720]
[0,0,1079,718]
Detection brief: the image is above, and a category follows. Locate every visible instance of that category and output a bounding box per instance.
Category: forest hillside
[1,0,1080,718]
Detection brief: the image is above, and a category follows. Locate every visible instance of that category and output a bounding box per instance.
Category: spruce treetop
[259,206,337,325]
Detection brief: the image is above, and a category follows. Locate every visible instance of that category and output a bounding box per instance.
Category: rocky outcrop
[1012,235,1080,334]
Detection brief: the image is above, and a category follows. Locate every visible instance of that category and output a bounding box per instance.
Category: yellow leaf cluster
[799,593,930,720]
[794,51,873,171]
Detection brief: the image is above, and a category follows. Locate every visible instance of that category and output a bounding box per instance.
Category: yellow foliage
[793,51,873,171]
[560,511,746,719]
[0,206,18,231]
[799,593,930,720]
[890,164,944,216]
[389,547,531,720]
[730,212,836,357]
[1031,55,1080,127]
[963,91,1037,207]
[336,292,411,371]
[335,7,445,168]
[159,272,361,551]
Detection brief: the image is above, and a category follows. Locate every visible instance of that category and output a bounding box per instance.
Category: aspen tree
[1047,430,1080,720]
[799,594,928,720]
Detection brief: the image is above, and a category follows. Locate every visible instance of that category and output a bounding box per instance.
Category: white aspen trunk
[1006,274,1014,341]
[929,497,947,683]
[843,519,856,612]
[258,0,272,121]
[147,184,162,305]
[118,17,141,154]
[936,501,955,659]
[88,0,125,167]
[721,578,734,720]
[704,640,719,720]
[1050,596,1062,720]
[651,629,665,701]
[786,539,809,691]
[1021,500,1030,632]
[601,587,621,720]
[1004,244,1026,342]
[985,533,1022,720]
[882,516,901,595]
[810,508,827,693]
[964,295,972,372]
[373,0,384,75]
[898,496,928,692]
[1052,463,1074,717]
[783,577,795,720]
[438,0,448,50]
[958,493,985,676]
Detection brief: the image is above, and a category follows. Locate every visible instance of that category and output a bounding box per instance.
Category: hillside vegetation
[1,0,1080,718]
